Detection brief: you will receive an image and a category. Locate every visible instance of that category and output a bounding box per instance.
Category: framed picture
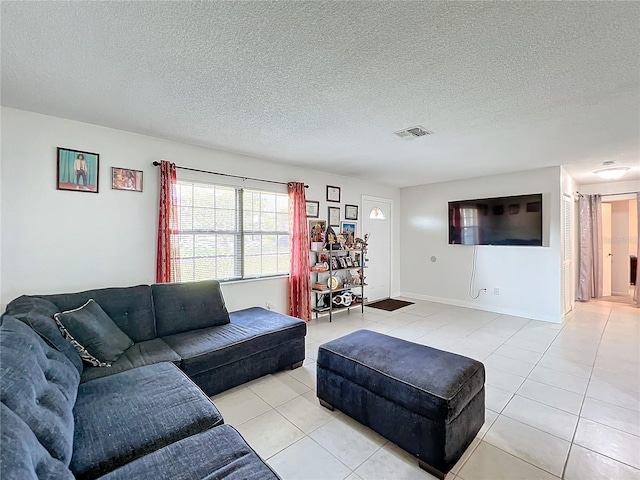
[57,147,99,193]
[509,204,520,215]
[326,185,341,203]
[309,220,327,243]
[526,201,542,212]
[345,204,358,220]
[112,167,143,192]
[341,221,357,242]
[306,200,319,218]
[328,207,340,227]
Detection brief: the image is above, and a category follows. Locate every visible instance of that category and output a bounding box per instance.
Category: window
[174,181,289,282]
[460,207,479,245]
[369,206,386,219]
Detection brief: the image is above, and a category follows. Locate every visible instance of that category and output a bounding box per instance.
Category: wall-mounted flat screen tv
[448,193,543,246]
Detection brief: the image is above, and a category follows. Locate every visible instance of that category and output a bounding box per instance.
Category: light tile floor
[212,298,640,479]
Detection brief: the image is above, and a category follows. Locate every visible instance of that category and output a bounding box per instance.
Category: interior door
[361,196,392,301]
[602,202,612,297]
[562,194,573,315]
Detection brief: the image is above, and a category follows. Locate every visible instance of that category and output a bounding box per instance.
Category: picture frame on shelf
[326,185,341,203]
[328,206,340,227]
[341,221,356,246]
[306,200,319,218]
[56,147,99,193]
[112,167,143,192]
[345,204,358,220]
[330,257,339,270]
[309,220,327,243]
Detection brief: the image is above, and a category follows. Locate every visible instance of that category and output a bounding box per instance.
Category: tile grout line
[560,304,613,479]
[477,315,578,477]
[441,316,548,475]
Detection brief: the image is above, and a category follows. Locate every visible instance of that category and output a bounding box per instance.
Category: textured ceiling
[2,1,639,187]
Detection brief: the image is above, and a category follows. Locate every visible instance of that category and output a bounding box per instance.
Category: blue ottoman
[317,329,485,479]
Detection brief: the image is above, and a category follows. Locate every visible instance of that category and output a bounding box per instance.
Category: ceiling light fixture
[594,167,629,180]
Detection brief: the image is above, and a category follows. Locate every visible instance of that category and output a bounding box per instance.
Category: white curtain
[634,193,640,306]
[576,194,603,301]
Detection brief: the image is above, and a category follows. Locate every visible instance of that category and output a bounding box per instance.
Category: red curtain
[288,182,311,321]
[156,160,180,283]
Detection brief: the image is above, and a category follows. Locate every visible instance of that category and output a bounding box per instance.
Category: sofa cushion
[41,285,156,342]
[0,316,80,466]
[162,307,306,377]
[4,295,83,374]
[97,425,280,480]
[54,299,134,366]
[152,280,230,336]
[71,362,223,479]
[80,338,181,382]
[0,403,75,480]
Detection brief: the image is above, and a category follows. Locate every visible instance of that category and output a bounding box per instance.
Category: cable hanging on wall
[468,245,486,299]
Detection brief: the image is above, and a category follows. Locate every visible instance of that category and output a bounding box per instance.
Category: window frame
[174,179,290,283]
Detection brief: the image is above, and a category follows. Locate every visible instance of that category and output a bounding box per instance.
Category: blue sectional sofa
[1,280,307,479]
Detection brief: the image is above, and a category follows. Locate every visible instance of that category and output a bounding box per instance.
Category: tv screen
[448,194,543,246]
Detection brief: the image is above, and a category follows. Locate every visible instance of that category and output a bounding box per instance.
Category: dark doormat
[366,298,414,311]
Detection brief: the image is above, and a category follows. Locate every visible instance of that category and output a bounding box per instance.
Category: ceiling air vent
[394,125,433,141]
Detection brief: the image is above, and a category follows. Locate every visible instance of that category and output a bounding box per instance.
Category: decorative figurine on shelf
[354,233,369,253]
[325,226,340,250]
[336,234,346,249]
[358,268,366,285]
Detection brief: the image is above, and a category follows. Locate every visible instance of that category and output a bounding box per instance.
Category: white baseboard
[611,291,630,297]
[400,291,562,324]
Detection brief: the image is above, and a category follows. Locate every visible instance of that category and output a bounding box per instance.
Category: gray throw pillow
[54,299,133,367]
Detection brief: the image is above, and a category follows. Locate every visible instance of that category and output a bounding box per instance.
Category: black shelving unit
[310,248,366,322]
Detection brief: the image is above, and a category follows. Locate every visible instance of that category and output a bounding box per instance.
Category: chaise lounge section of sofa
[5,279,306,395]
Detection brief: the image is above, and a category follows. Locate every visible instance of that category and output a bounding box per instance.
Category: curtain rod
[577,190,639,197]
[152,161,308,188]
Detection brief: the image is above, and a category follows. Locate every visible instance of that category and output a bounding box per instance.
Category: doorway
[601,198,637,302]
[361,196,392,302]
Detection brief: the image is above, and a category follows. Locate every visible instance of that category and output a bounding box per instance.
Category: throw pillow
[54,299,133,367]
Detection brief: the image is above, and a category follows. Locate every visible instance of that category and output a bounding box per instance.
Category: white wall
[400,167,562,322]
[580,179,640,196]
[0,107,401,312]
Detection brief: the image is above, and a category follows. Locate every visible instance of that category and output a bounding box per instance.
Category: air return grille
[394,125,433,140]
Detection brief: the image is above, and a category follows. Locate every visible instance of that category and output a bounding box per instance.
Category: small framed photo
[345,204,358,220]
[309,220,327,243]
[328,207,340,227]
[526,201,542,213]
[341,221,356,238]
[326,185,341,203]
[112,167,143,192]
[306,200,319,218]
[57,147,99,193]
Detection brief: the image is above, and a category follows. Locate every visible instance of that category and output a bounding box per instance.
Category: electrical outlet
[494,288,499,295]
